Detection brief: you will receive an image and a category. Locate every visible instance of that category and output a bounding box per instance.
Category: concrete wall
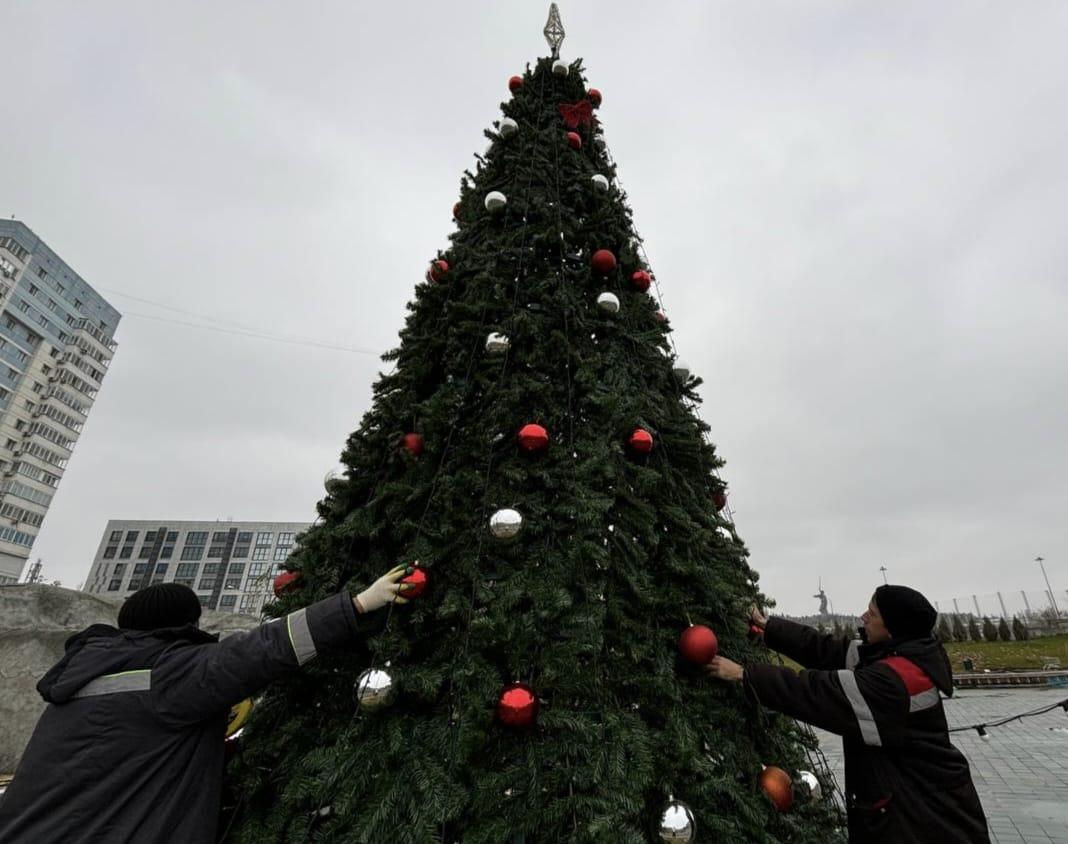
[0,584,258,773]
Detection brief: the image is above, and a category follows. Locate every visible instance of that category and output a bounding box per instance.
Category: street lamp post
[1036,557,1060,616]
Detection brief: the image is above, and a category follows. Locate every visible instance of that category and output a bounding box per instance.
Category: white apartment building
[83,520,311,615]
[0,221,119,584]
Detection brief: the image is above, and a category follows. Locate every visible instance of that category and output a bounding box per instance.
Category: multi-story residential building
[0,220,120,584]
[82,520,312,614]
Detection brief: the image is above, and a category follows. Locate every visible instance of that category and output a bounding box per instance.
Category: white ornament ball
[658,800,696,842]
[672,360,691,382]
[499,117,518,138]
[552,59,569,77]
[489,508,523,541]
[484,191,507,212]
[591,174,609,192]
[485,332,510,354]
[353,668,394,710]
[597,292,620,314]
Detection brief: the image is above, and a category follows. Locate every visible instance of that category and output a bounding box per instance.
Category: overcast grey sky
[2,2,1066,616]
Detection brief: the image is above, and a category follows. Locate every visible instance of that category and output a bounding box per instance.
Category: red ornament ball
[272,570,303,598]
[760,766,795,813]
[679,624,718,664]
[509,75,524,93]
[452,202,461,220]
[401,433,424,456]
[712,489,728,512]
[426,259,449,284]
[591,249,617,275]
[497,683,539,727]
[566,131,582,150]
[628,427,654,455]
[401,566,428,599]
[517,423,549,453]
[630,270,652,292]
[587,88,602,107]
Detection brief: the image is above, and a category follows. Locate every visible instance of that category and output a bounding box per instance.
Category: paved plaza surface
[814,688,1068,843]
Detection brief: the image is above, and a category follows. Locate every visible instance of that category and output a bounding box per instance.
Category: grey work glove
[354,565,412,614]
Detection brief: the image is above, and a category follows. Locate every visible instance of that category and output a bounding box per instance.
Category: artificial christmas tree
[226,9,842,843]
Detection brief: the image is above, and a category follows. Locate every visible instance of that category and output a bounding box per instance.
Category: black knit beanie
[874,584,937,641]
[118,583,202,631]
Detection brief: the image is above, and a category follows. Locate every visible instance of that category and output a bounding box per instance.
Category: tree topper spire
[544,3,565,59]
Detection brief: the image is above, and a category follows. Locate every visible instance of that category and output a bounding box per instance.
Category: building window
[232,545,248,559]
[252,547,269,561]
[212,531,230,543]
[154,563,168,574]
[125,530,139,542]
[138,545,152,559]
[107,579,121,591]
[145,531,157,543]
[132,563,148,574]
[160,545,174,559]
[127,581,139,591]
[273,546,289,561]
[203,563,220,575]
[119,546,133,559]
[256,531,272,546]
[179,545,204,561]
[248,562,265,577]
[227,562,244,576]
[207,545,226,558]
[277,532,295,546]
[112,563,126,575]
[103,546,117,559]
[198,577,217,591]
[173,578,194,587]
[236,531,253,543]
[220,595,236,608]
[166,531,178,542]
[185,531,208,545]
[224,577,242,590]
[197,595,211,607]
[175,563,199,578]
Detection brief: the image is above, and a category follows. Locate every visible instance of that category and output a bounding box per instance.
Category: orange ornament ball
[760,766,794,813]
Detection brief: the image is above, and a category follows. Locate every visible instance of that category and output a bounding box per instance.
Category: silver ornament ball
[672,360,691,382]
[499,117,518,138]
[353,668,394,710]
[597,292,620,314]
[552,59,569,77]
[485,332,510,354]
[489,508,523,541]
[658,800,696,843]
[796,770,822,802]
[484,191,507,212]
[591,174,609,192]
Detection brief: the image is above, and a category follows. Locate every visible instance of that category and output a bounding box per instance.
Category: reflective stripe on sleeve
[845,639,861,670]
[72,669,152,699]
[286,608,317,666]
[909,686,941,712]
[837,669,882,746]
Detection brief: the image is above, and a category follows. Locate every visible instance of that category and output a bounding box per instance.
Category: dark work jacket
[746,618,989,844]
[0,592,376,844]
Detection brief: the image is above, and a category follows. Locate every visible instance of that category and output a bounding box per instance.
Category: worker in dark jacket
[706,584,989,843]
[0,566,413,844]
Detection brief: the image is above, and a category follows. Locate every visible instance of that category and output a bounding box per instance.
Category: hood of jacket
[858,634,955,696]
[37,623,218,704]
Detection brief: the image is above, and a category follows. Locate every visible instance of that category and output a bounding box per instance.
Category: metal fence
[933,589,1068,639]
